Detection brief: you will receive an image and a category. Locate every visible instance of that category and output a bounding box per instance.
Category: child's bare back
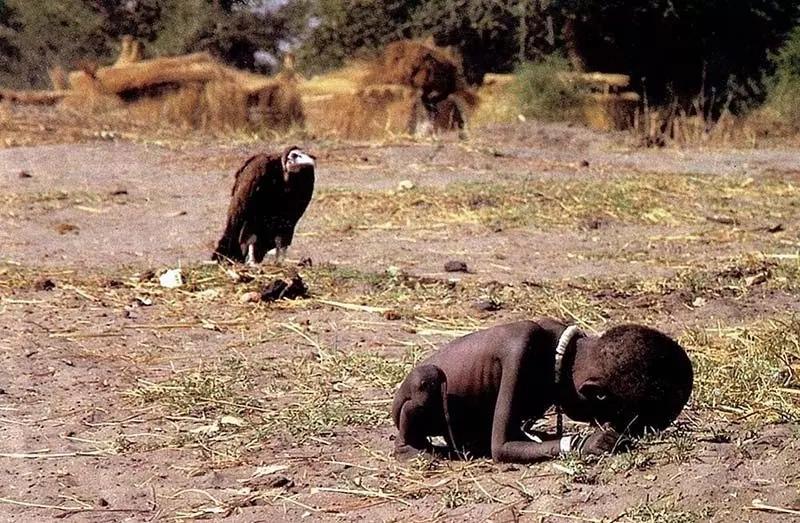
[392,318,693,463]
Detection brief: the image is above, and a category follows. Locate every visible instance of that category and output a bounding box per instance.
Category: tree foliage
[558,0,800,106]
[298,0,800,109]
[296,0,556,82]
[766,25,800,126]
[1,0,799,111]
[2,0,109,87]
[296,0,413,74]
[0,0,297,88]
[409,0,551,84]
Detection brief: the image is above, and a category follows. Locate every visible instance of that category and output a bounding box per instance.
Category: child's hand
[578,426,626,456]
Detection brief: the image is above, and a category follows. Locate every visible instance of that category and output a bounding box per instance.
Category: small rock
[297,257,313,268]
[397,180,415,191]
[706,214,737,225]
[383,310,401,320]
[0,388,6,395]
[444,260,469,273]
[34,278,56,291]
[261,274,309,302]
[266,475,294,489]
[18,170,32,179]
[580,160,590,168]
[239,291,261,303]
[766,224,784,233]
[110,189,128,196]
[98,498,109,507]
[133,296,153,306]
[692,297,707,308]
[55,223,79,235]
[472,300,502,312]
[580,217,605,230]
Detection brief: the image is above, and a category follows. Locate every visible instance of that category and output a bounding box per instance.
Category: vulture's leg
[274,236,287,266]
[240,223,259,266]
[245,243,257,266]
[242,234,260,266]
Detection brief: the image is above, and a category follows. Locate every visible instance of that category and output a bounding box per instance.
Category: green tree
[149,0,296,71]
[0,1,21,76]
[297,0,800,109]
[766,25,800,126]
[3,0,109,87]
[409,0,553,84]
[296,0,554,82]
[296,0,416,74]
[0,0,298,88]
[88,0,163,42]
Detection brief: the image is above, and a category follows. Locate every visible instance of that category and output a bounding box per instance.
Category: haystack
[473,71,640,130]
[0,88,68,105]
[57,38,304,132]
[559,72,640,131]
[303,39,478,139]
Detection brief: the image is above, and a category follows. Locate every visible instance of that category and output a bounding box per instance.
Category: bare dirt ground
[1,106,799,522]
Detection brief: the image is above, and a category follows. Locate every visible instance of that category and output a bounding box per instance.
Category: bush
[514,56,581,122]
[295,0,411,75]
[766,25,800,127]
[0,0,297,89]
[0,0,109,88]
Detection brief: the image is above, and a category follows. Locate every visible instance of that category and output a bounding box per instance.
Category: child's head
[571,325,693,434]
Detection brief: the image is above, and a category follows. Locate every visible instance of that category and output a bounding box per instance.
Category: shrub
[766,25,800,128]
[514,56,581,122]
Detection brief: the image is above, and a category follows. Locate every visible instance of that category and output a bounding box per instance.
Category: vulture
[213,146,315,264]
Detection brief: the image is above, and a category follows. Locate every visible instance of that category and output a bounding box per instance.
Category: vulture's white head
[283,146,316,174]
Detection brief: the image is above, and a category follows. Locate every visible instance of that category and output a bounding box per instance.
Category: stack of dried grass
[61,44,304,132]
[556,72,640,131]
[303,39,478,139]
[0,88,69,106]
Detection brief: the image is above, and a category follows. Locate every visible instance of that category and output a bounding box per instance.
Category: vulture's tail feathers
[212,232,243,263]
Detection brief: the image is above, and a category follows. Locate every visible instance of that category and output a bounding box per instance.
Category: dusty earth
[0,107,799,522]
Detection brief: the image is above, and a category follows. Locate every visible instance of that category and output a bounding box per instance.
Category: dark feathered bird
[213,146,315,265]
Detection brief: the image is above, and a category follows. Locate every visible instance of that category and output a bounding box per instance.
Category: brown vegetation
[63,50,304,132]
[560,72,640,131]
[305,39,479,139]
[0,88,68,105]
[1,37,305,133]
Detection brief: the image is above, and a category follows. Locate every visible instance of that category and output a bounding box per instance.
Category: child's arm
[489,348,622,463]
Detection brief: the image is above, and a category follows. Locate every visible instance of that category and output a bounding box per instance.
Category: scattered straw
[746,499,800,516]
[310,486,411,507]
